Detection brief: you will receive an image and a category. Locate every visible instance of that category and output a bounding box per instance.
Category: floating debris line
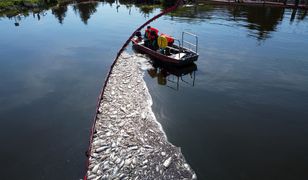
[85,53,196,179]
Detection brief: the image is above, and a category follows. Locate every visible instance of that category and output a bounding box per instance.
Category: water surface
[1,2,308,180]
[145,5,308,180]
[0,2,151,179]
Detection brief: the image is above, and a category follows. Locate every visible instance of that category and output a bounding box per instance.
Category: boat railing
[181,31,198,53]
[174,39,182,59]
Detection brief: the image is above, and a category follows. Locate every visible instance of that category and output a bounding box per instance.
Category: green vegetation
[136,4,161,14]
[0,0,40,8]
[162,0,176,7]
[0,0,72,16]
[0,0,43,17]
[0,0,168,17]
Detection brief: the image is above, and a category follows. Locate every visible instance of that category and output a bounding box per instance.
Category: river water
[0,2,308,179]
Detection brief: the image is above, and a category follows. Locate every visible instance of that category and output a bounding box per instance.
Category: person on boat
[150,30,159,50]
[160,33,174,46]
[144,26,151,40]
[158,34,174,55]
[144,26,159,48]
[144,26,159,39]
[135,31,143,43]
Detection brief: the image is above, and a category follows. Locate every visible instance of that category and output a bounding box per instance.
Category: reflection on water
[170,5,307,41]
[2,1,307,41]
[147,62,197,91]
[230,6,284,40]
[52,5,68,24]
[73,2,99,24]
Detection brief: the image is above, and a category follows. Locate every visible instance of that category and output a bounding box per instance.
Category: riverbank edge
[0,0,69,16]
[199,0,308,9]
[0,0,100,16]
[0,0,161,17]
[85,53,196,179]
[2,0,307,17]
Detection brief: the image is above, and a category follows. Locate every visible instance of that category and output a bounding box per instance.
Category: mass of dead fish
[86,53,197,180]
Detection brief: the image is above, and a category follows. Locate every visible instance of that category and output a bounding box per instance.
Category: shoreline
[200,0,308,10]
[1,0,307,17]
[85,53,196,179]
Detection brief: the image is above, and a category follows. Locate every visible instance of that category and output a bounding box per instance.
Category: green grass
[0,0,40,9]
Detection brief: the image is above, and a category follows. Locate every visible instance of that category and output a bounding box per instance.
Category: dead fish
[163,157,172,168]
[92,164,100,173]
[115,158,121,164]
[129,146,138,150]
[95,146,109,153]
[124,158,132,166]
[119,160,125,169]
[144,145,152,149]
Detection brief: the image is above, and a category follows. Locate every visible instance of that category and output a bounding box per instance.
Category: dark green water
[0,2,308,179]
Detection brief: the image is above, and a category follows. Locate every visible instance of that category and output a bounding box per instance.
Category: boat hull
[132,39,198,67]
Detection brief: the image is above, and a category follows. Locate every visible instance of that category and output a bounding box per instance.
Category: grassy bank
[0,0,44,17]
[0,0,174,17]
[0,0,74,16]
[0,0,40,8]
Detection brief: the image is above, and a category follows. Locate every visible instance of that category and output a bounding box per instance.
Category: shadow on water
[147,62,197,91]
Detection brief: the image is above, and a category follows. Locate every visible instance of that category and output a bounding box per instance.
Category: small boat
[132,31,199,67]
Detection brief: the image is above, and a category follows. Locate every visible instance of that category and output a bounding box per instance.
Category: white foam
[134,54,154,71]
